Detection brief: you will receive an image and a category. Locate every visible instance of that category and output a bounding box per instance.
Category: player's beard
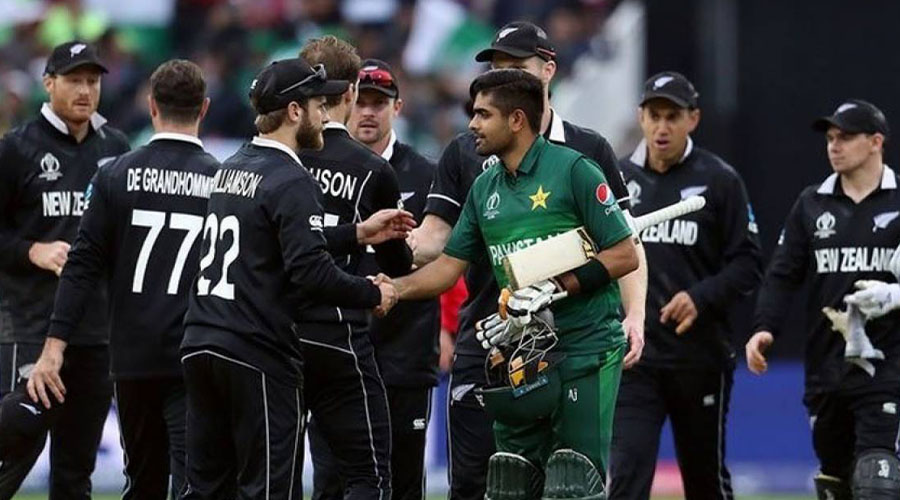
[476,129,513,157]
[296,113,324,150]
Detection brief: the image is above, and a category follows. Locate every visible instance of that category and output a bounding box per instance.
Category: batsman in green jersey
[383,69,638,499]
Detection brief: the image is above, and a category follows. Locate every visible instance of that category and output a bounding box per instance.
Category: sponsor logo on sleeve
[595,183,615,206]
[308,214,323,232]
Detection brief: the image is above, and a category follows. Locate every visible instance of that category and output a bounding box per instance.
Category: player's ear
[288,101,303,123]
[148,95,158,119]
[686,108,701,132]
[197,97,211,122]
[393,97,403,116]
[42,74,55,96]
[871,133,885,153]
[543,59,557,83]
[509,109,527,133]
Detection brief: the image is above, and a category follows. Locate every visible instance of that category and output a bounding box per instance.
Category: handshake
[369,273,398,318]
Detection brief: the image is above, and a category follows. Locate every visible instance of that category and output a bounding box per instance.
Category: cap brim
[640,92,691,108]
[53,61,108,75]
[358,83,398,98]
[812,116,860,133]
[475,46,536,62]
[302,79,349,97]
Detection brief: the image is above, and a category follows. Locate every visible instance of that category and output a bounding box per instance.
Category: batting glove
[844,280,900,319]
[475,313,523,349]
[502,280,559,328]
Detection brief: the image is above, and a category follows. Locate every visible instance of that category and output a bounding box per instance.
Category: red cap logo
[596,183,615,206]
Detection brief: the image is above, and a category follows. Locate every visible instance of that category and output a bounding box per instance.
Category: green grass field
[11,496,816,500]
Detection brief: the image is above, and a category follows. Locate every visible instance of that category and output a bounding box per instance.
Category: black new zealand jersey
[48,135,219,379]
[620,140,763,370]
[425,111,629,356]
[296,124,412,327]
[0,107,130,345]
[755,166,900,393]
[182,137,383,382]
[359,138,441,387]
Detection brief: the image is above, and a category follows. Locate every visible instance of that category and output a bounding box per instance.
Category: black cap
[475,22,557,63]
[640,71,699,109]
[44,41,108,75]
[249,58,349,114]
[358,59,399,98]
[812,99,890,137]
[0,386,59,460]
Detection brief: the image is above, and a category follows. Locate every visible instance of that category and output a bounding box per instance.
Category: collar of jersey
[381,130,398,161]
[41,102,107,137]
[149,132,203,148]
[506,135,547,177]
[629,136,694,168]
[545,108,566,143]
[324,121,349,133]
[817,164,897,195]
[251,136,302,166]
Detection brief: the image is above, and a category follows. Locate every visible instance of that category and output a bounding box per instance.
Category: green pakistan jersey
[444,136,632,355]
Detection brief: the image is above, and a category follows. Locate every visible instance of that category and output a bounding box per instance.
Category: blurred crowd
[0,0,621,157]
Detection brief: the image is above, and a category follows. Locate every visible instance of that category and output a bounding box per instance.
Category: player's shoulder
[689,145,743,182]
[99,125,130,149]
[560,120,608,149]
[394,142,436,172]
[543,137,588,168]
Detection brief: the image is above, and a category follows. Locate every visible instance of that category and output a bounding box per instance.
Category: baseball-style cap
[475,21,557,62]
[0,386,59,460]
[44,41,108,75]
[640,71,699,109]
[812,99,890,137]
[249,58,349,114]
[358,59,399,98]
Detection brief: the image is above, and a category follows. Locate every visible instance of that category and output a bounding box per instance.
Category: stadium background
[2,0,900,497]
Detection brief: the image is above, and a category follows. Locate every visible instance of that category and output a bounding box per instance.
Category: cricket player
[350,58,441,500]
[0,40,130,498]
[179,58,400,498]
[386,68,638,499]
[298,37,412,500]
[747,100,900,499]
[609,72,763,500]
[410,21,647,499]
[26,59,218,498]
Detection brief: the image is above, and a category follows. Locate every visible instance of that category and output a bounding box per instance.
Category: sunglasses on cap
[358,68,394,88]
[279,64,327,95]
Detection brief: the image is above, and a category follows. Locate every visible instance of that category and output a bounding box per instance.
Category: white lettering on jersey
[127,168,214,199]
[41,191,86,217]
[487,232,564,267]
[639,219,699,246]
[307,167,359,201]
[814,247,894,274]
[211,169,263,199]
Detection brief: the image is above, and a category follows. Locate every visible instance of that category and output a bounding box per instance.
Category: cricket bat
[502,196,706,290]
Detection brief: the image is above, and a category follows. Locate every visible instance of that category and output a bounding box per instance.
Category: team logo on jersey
[529,185,551,210]
[83,183,94,210]
[38,152,62,181]
[97,156,116,168]
[401,191,415,203]
[482,155,500,171]
[18,402,40,416]
[626,180,641,206]
[308,214,324,232]
[872,211,900,232]
[69,43,87,57]
[595,183,615,206]
[814,211,836,239]
[680,185,707,199]
[485,191,501,219]
[747,203,759,234]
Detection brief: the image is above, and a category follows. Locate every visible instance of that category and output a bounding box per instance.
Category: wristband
[571,259,611,294]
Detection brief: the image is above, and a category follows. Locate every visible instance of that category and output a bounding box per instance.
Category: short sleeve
[571,158,632,250]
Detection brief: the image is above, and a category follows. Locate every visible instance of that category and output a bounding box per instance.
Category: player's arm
[29,168,116,408]
[0,138,48,272]
[370,161,413,276]
[273,179,394,313]
[682,172,763,319]
[414,137,464,266]
[747,197,810,374]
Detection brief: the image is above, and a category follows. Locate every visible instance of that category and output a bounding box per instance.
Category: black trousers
[0,343,112,500]
[609,365,735,500]
[114,377,186,499]
[805,384,900,480]
[180,349,303,500]
[447,354,495,500]
[309,385,432,500]
[301,323,391,500]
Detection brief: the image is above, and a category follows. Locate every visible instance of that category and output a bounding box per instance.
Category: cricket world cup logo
[814,211,836,239]
[39,152,62,181]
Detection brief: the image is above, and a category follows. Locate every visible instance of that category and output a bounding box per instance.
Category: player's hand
[28,241,70,276]
[475,313,524,349]
[745,331,774,375]
[621,314,645,369]
[373,276,398,317]
[500,281,558,328]
[844,280,900,319]
[27,338,68,409]
[659,291,698,335]
[357,209,416,245]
